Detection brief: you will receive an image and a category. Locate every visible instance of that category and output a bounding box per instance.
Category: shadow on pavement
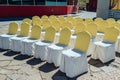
[52,70,67,80]
[52,70,87,80]
[3,51,19,56]
[26,58,43,66]
[39,62,58,73]
[88,58,114,67]
[116,52,120,57]
[14,54,32,60]
[0,48,8,52]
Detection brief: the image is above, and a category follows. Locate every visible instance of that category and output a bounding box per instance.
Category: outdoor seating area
[0,15,120,79]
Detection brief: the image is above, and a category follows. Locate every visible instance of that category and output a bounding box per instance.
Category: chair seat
[94,41,113,47]
[91,41,115,63]
[0,34,16,49]
[11,36,26,41]
[22,38,38,43]
[34,41,52,60]
[35,41,51,46]
[10,36,27,52]
[47,44,67,66]
[21,38,38,56]
[0,34,15,37]
[60,49,88,78]
[48,44,65,50]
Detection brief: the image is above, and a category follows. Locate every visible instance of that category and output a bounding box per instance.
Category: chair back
[74,31,91,53]
[61,21,73,29]
[117,20,120,24]
[30,25,41,39]
[41,15,48,20]
[20,22,30,37]
[74,23,86,34]
[8,22,18,35]
[22,18,31,24]
[110,22,120,30]
[86,23,97,37]
[74,17,83,26]
[32,18,41,26]
[94,17,103,23]
[84,18,93,24]
[52,20,61,32]
[106,18,116,24]
[97,21,109,32]
[44,27,56,42]
[49,15,57,20]
[32,16,40,20]
[58,16,65,21]
[42,20,52,30]
[66,16,74,22]
[59,28,71,45]
[104,27,119,43]
[75,17,83,22]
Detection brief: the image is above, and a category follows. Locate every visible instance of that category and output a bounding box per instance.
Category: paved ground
[0,12,120,80]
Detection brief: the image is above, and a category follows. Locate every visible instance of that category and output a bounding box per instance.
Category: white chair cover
[95,32,104,41]
[10,36,27,52]
[87,38,95,56]
[34,41,51,60]
[60,49,88,78]
[91,41,115,63]
[115,36,120,53]
[69,35,76,48]
[47,44,68,67]
[0,34,15,49]
[21,38,38,56]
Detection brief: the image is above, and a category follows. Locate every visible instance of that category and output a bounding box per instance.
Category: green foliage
[79,0,86,7]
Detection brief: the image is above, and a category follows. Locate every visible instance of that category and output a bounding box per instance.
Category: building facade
[0,0,78,18]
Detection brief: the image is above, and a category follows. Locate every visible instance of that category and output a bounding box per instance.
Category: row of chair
[0,20,120,78]
[0,20,119,59]
[22,15,120,33]
[0,21,91,78]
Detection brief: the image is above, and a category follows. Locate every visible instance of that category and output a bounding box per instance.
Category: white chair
[34,27,56,60]
[10,22,30,52]
[91,27,119,63]
[21,25,41,56]
[59,31,91,78]
[0,22,18,49]
[85,22,98,56]
[47,28,71,67]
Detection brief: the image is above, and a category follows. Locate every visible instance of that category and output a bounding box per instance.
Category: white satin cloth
[47,44,68,67]
[95,32,104,41]
[10,36,27,52]
[34,41,52,60]
[59,49,88,78]
[115,36,120,53]
[21,38,38,56]
[0,34,16,49]
[91,41,115,63]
